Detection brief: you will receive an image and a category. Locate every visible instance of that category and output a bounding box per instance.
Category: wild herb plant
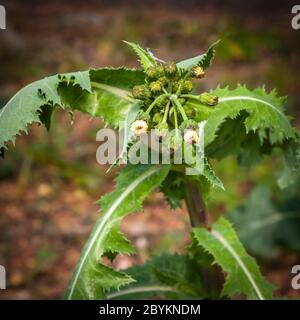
[0,41,299,300]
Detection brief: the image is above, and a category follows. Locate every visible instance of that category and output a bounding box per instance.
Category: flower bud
[145,67,157,80]
[138,112,151,123]
[185,106,196,118]
[171,81,180,93]
[164,62,177,77]
[184,129,198,144]
[152,112,163,124]
[145,65,164,80]
[158,76,168,87]
[155,122,169,137]
[181,80,193,94]
[132,85,150,100]
[168,133,182,151]
[192,66,205,79]
[130,120,148,136]
[149,81,163,94]
[178,97,186,105]
[179,119,198,131]
[199,92,218,106]
[156,65,165,77]
[155,95,168,107]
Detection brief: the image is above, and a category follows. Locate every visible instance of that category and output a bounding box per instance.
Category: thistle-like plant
[0,40,299,300]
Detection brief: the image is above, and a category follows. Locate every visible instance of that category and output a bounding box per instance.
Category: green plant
[0,40,299,300]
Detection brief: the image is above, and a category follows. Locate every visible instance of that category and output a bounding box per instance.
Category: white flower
[184,129,198,144]
[130,120,148,136]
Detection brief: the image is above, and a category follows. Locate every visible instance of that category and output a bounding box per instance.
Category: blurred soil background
[0,0,300,299]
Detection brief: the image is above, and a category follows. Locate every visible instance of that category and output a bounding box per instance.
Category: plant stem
[171,96,188,121]
[145,94,168,115]
[173,106,179,137]
[180,94,199,100]
[184,180,207,227]
[162,101,170,123]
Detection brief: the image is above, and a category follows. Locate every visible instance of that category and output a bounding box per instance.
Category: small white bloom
[130,120,148,136]
[184,129,198,144]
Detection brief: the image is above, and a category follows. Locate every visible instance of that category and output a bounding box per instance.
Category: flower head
[199,92,218,106]
[132,85,150,100]
[149,81,163,94]
[184,129,198,144]
[130,120,148,136]
[192,66,205,79]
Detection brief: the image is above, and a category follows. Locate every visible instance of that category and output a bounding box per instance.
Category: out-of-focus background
[0,0,300,299]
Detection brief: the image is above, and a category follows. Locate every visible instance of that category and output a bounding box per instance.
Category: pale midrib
[66,166,160,299]
[107,285,178,299]
[91,82,133,103]
[211,230,264,300]
[218,96,287,123]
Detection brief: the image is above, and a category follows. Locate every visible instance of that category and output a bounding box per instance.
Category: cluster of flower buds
[130,61,217,150]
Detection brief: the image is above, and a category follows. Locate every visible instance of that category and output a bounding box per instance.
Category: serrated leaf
[202,158,224,190]
[159,171,185,209]
[0,68,145,150]
[192,217,275,300]
[60,68,145,128]
[64,164,170,299]
[107,254,206,300]
[0,74,61,149]
[200,85,296,147]
[124,41,157,70]
[228,185,300,258]
[176,40,219,71]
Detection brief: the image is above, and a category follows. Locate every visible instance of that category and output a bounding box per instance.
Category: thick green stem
[184,180,207,227]
[180,94,199,100]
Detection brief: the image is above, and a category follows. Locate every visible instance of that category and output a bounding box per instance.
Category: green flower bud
[199,92,218,106]
[179,119,198,131]
[168,133,182,151]
[132,85,150,100]
[156,65,165,77]
[181,80,193,94]
[137,112,151,123]
[164,62,177,77]
[158,76,168,87]
[171,81,180,93]
[192,66,205,79]
[145,65,164,80]
[152,112,163,124]
[149,81,163,94]
[155,95,168,107]
[145,67,157,80]
[185,106,196,118]
[178,98,186,105]
[155,122,169,137]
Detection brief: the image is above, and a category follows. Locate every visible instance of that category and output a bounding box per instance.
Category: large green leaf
[64,164,170,299]
[0,68,144,150]
[107,254,207,300]
[228,185,300,258]
[192,217,275,300]
[59,67,145,128]
[198,85,296,147]
[176,40,220,71]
